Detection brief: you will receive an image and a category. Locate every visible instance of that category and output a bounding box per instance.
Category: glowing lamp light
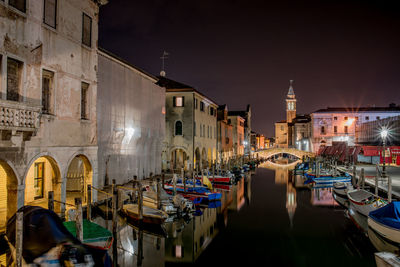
[346,118,355,126]
[381,129,388,139]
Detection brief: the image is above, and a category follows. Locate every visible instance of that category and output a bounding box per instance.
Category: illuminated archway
[25,156,61,212]
[66,155,93,206]
[0,160,18,230]
[194,148,201,170]
[171,148,187,170]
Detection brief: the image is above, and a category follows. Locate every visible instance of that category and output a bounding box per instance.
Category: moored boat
[121,203,168,224]
[347,189,387,217]
[163,184,222,201]
[368,201,400,245]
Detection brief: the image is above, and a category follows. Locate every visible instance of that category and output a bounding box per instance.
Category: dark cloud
[99,0,400,136]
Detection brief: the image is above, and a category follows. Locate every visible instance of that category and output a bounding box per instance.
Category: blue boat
[304,173,351,185]
[368,202,400,245]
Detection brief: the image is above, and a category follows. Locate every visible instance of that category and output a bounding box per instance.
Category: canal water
[102,163,377,267]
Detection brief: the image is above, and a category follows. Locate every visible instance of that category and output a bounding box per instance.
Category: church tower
[286,80,296,123]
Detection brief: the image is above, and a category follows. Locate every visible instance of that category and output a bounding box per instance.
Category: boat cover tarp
[369,201,400,230]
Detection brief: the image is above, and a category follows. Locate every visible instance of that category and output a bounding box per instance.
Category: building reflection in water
[311,188,339,207]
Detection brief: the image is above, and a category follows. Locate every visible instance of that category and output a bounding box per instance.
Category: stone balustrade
[0,99,41,131]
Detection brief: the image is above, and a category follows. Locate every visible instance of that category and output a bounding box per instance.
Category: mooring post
[352,165,357,187]
[182,168,186,192]
[15,210,23,267]
[360,168,365,189]
[173,174,177,195]
[375,164,379,196]
[48,191,54,211]
[157,178,161,210]
[137,228,143,267]
[162,173,165,190]
[138,181,143,221]
[75,198,83,241]
[87,185,91,221]
[388,175,392,203]
[117,188,123,211]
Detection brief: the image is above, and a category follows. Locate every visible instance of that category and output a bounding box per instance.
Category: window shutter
[173,96,176,107]
[182,96,185,107]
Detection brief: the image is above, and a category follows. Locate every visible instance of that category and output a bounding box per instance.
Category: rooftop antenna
[160,50,169,77]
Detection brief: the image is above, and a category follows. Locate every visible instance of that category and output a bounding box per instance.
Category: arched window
[175,121,183,136]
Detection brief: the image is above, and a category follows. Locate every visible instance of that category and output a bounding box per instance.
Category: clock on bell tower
[286,80,296,123]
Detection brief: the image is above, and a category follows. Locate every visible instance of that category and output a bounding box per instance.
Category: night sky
[99,0,400,137]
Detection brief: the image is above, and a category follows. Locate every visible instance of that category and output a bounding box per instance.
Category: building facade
[217,105,233,163]
[0,0,105,225]
[290,115,312,152]
[158,77,218,171]
[228,105,251,156]
[311,106,400,153]
[97,49,165,185]
[228,114,245,157]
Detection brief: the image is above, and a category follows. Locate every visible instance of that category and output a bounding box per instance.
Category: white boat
[332,182,353,207]
[375,252,400,267]
[347,189,387,217]
[368,202,400,245]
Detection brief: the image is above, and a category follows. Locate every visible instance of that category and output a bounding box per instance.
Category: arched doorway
[171,149,187,170]
[201,148,207,169]
[194,148,201,170]
[0,160,18,230]
[207,148,212,167]
[66,155,93,206]
[25,156,61,212]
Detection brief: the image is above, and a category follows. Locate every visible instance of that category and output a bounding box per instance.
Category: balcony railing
[0,99,41,131]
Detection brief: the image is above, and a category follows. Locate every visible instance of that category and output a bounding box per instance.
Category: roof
[218,104,227,110]
[275,120,287,123]
[288,80,295,96]
[313,106,400,113]
[98,47,157,82]
[157,76,218,106]
[228,111,247,117]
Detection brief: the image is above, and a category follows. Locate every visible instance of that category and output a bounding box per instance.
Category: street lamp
[381,128,388,178]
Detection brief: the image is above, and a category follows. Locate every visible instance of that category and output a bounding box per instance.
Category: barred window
[81,82,89,119]
[42,70,54,114]
[82,13,92,47]
[44,0,57,28]
[9,0,26,13]
[7,58,23,101]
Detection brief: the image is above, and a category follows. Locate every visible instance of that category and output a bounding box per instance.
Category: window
[42,70,54,114]
[44,0,57,28]
[320,126,325,134]
[365,116,369,120]
[34,162,44,199]
[7,58,23,101]
[209,107,214,116]
[207,126,210,138]
[281,126,284,131]
[175,121,182,136]
[9,0,26,12]
[344,117,348,120]
[334,126,337,133]
[81,82,89,119]
[194,98,198,109]
[334,117,337,120]
[82,13,92,47]
[200,101,204,111]
[377,116,380,120]
[173,96,184,107]
[344,126,348,133]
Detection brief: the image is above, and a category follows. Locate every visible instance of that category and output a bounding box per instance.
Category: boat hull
[368,217,400,244]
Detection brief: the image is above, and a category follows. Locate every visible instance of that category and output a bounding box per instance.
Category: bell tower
[286,80,296,123]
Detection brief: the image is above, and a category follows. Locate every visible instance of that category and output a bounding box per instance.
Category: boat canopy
[369,201,400,230]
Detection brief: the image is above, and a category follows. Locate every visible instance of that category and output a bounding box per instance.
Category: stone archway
[25,156,62,212]
[66,155,93,206]
[0,160,18,230]
[171,148,187,171]
[207,148,212,167]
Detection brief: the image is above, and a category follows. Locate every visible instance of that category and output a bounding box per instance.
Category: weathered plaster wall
[97,52,165,184]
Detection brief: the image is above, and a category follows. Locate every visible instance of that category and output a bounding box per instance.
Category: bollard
[87,185,92,221]
[138,181,143,221]
[75,198,83,241]
[15,210,23,267]
[388,175,392,203]
[48,191,54,211]
[157,178,161,210]
[375,165,379,196]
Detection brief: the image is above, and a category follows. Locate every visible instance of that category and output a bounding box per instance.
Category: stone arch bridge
[255,148,315,160]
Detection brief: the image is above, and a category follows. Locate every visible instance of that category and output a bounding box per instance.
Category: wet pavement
[99,163,379,267]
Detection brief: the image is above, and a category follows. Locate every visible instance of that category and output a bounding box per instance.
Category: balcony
[0,99,41,132]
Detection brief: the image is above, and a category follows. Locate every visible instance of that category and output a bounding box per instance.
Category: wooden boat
[121,203,168,225]
[375,252,400,267]
[63,219,113,249]
[195,175,233,184]
[368,202,400,245]
[143,190,177,214]
[347,189,387,217]
[332,182,353,208]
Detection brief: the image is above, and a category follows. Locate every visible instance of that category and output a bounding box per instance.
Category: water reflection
[87,163,378,266]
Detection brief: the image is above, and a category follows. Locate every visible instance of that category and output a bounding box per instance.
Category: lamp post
[381,128,388,178]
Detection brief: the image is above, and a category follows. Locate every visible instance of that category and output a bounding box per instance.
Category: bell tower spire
[286,80,296,123]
